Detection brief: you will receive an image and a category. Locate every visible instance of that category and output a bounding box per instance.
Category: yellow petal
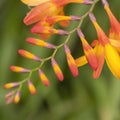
[93,43,105,79]
[75,56,87,67]
[110,39,120,48]
[21,0,50,6]
[105,43,120,79]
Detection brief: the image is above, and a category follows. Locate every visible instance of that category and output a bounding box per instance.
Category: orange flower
[76,13,120,79]
[89,14,120,79]
[22,0,92,25]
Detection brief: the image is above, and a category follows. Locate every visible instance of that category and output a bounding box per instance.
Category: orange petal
[24,2,61,25]
[102,0,120,36]
[75,56,87,67]
[77,29,98,70]
[105,43,120,79]
[89,13,109,46]
[93,43,105,79]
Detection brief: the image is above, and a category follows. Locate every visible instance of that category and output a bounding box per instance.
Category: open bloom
[102,0,120,51]
[76,13,120,79]
[22,0,92,25]
[22,0,92,39]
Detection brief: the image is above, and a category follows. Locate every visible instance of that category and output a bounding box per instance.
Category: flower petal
[75,56,87,67]
[77,29,98,70]
[93,43,105,79]
[105,43,120,79]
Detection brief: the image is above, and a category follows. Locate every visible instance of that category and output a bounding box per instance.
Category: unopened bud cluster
[4,0,120,104]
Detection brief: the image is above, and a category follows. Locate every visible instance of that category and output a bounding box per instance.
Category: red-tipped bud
[38,69,50,86]
[51,58,64,81]
[27,80,36,95]
[4,82,20,89]
[30,23,68,36]
[26,37,56,49]
[64,45,79,77]
[10,66,30,73]
[18,49,42,62]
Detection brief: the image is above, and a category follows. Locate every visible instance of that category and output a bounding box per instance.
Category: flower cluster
[4,0,120,104]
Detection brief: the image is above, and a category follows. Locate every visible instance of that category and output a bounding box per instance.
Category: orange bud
[4,82,20,89]
[64,45,79,77]
[14,90,21,104]
[10,66,30,73]
[38,69,50,86]
[18,49,42,62]
[51,58,64,81]
[27,80,36,95]
[26,37,56,49]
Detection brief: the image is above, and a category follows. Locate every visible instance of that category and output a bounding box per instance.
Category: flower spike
[64,44,79,77]
[38,69,50,86]
[26,37,56,49]
[18,49,42,62]
[10,66,30,73]
[51,58,64,81]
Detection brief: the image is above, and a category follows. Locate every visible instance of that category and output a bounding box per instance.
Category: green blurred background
[0,0,120,120]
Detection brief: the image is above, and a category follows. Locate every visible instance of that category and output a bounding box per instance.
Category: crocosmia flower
[90,13,120,79]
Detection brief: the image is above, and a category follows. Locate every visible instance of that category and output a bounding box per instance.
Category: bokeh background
[0,0,120,120]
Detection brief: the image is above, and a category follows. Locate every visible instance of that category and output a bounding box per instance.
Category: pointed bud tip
[71,16,81,20]
[77,29,84,38]
[58,30,69,35]
[89,13,96,22]
[101,0,109,6]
